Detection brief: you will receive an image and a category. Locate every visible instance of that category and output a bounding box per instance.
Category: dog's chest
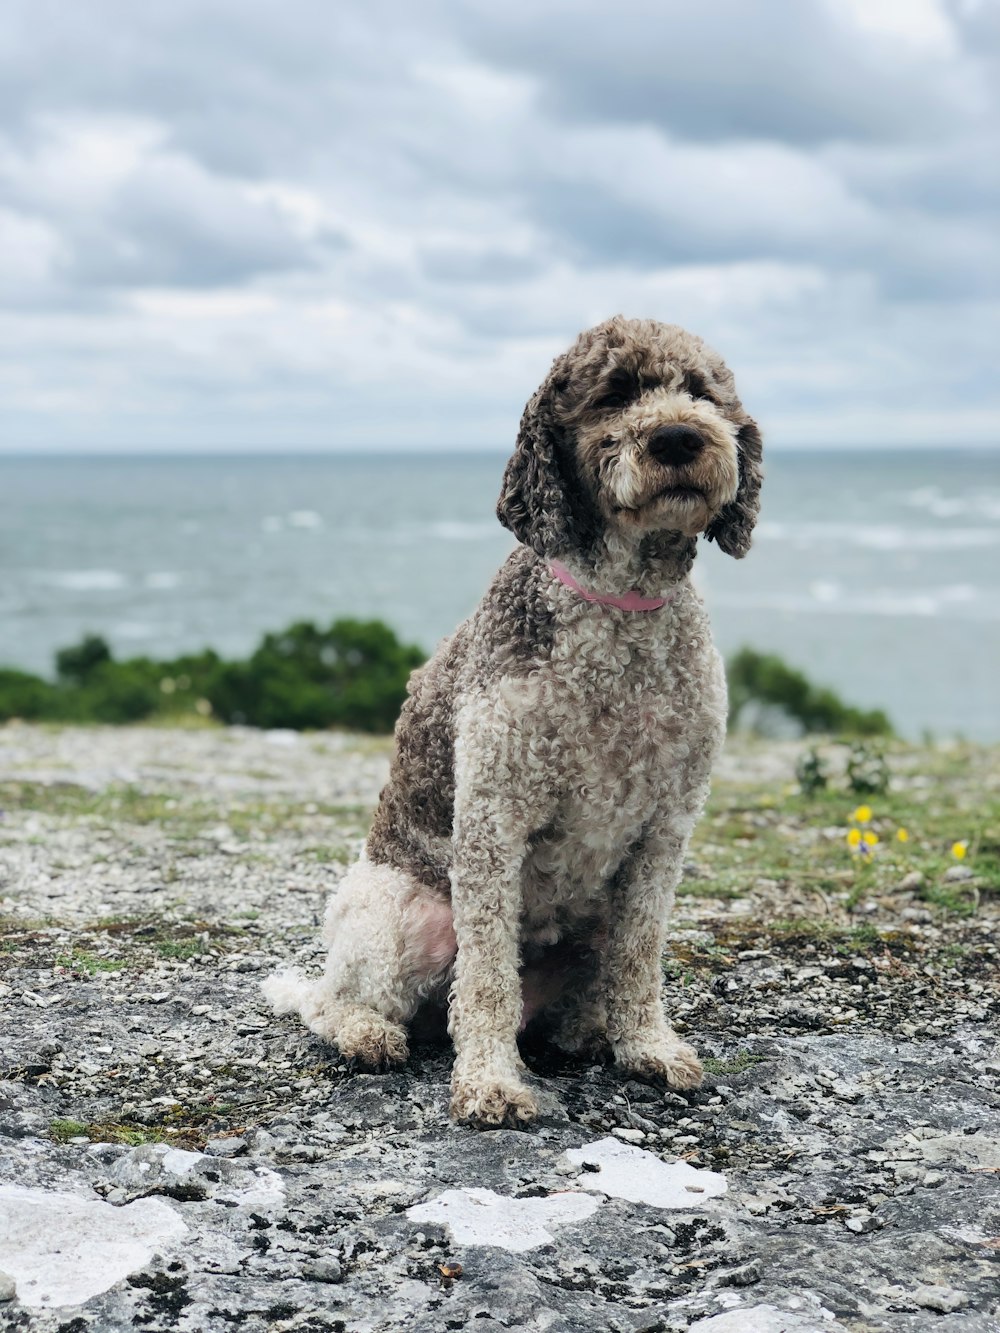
[518,614,698,930]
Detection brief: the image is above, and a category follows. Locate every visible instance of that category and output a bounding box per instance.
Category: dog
[264,315,763,1127]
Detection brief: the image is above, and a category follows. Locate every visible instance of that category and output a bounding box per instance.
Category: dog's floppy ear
[497,372,596,559]
[706,418,763,559]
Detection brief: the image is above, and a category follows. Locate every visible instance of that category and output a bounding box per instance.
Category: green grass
[154,938,206,961]
[50,1118,175,1146]
[682,740,1000,915]
[54,949,126,974]
[0,781,373,865]
[310,845,352,865]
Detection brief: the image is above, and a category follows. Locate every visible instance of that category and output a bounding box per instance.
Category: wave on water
[756,521,1000,551]
[708,581,995,620]
[113,619,183,641]
[428,521,505,541]
[288,510,323,529]
[261,510,324,533]
[34,569,127,591]
[900,487,1000,522]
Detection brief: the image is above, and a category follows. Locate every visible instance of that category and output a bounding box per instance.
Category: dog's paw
[333,1016,409,1072]
[450,1076,539,1129]
[613,1036,703,1090]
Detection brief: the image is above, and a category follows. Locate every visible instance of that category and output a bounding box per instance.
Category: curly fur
[263,315,763,1127]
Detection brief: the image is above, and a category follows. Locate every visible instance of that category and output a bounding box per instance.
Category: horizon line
[1,441,999,460]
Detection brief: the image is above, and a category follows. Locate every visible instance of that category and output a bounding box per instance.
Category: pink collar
[549,559,676,612]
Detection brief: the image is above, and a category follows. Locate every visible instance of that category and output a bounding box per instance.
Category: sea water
[1,450,997,740]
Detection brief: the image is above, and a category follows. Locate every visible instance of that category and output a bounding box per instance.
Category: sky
[1,0,998,453]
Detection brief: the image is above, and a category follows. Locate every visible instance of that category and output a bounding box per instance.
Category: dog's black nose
[648,424,704,466]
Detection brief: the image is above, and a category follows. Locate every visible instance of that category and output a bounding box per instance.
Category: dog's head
[498,316,762,561]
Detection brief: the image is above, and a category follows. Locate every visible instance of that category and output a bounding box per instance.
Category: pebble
[0,1272,16,1303]
[205,1136,248,1158]
[303,1259,343,1284]
[716,1260,762,1287]
[898,871,925,892]
[611,1127,646,1144]
[912,1284,969,1313]
[943,866,974,883]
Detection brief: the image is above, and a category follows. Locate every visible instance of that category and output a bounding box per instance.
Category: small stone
[898,871,925,892]
[0,1271,16,1302]
[744,1194,777,1216]
[844,1214,881,1233]
[611,1127,646,1144]
[716,1259,762,1288]
[303,1259,342,1284]
[943,865,973,883]
[205,1136,248,1158]
[912,1284,968,1313]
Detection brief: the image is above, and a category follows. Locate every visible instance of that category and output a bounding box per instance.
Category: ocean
[1,450,998,741]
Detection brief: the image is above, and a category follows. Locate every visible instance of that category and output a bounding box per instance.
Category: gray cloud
[454,0,987,146]
[0,0,997,450]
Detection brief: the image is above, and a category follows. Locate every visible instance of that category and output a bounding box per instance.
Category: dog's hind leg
[262,858,456,1070]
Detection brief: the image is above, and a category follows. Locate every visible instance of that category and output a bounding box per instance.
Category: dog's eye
[683,371,715,403]
[593,375,638,411]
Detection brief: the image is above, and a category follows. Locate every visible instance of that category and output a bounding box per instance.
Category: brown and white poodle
[264,315,763,1127]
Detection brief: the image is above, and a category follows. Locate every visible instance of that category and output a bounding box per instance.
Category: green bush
[0,621,424,734]
[727,648,893,738]
[56,634,112,684]
[0,669,61,721]
[845,742,891,794]
[209,619,423,732]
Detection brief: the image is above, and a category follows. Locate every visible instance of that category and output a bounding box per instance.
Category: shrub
[71,662,163,724]
[207,619,424,733]
[727,648,893,738]
[0,619,425,734]
[55,634,112,684]
[845,742,891,795]
[0,668,61,721]
[795,746,829,794]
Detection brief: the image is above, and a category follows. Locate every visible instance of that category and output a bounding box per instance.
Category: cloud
[453,0,983,146]
[0,0,997,450]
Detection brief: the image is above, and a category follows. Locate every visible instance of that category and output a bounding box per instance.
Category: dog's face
[498,316,763,562]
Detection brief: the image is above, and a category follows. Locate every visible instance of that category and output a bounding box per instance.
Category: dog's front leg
[447,699,548,1128]
[604,822,703,1090]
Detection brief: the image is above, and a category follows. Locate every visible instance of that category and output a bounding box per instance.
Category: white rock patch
[566,1136,727,1207]
[0,1185,187,1309]
[689,1307,836,1331]
[106,1143,286,1213]
[407,1188,599,1252]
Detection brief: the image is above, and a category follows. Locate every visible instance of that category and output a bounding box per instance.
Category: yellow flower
[847,828,862,848]
[852,805,873,824]
[896,828,909,842]
[951,841,968,860]
[863,831,879,847]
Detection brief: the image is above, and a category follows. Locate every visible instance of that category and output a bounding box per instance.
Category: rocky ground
[0,722,998,1333]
